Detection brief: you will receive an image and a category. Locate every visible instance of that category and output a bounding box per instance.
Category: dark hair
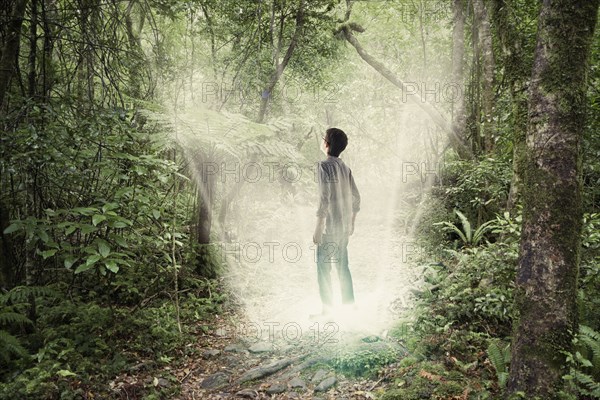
[324,127,348,157]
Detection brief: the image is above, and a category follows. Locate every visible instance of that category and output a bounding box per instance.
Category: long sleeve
[350,170,360,213]
[316,162,331,218]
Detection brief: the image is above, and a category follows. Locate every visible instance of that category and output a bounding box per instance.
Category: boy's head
[324,127,348,157]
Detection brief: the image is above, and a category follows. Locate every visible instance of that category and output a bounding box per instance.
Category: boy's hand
[349,212,357,236]
[313,217,325,244]
[313,229,323,245]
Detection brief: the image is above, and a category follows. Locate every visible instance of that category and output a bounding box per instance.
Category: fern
[0,285,54,364]
[0,285,58,305]
[434,209,497,246]
[0,330,30,363]
[581,325,600,376]
[571,370,600,398]
[564,325,600,398]
[0,312,33,327]
[487,340,510,388]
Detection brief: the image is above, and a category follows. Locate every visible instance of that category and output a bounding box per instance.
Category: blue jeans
[316,234,355,307]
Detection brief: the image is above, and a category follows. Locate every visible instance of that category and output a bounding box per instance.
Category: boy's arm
[314,163,330,244]
[349,170,360,235]
[313,216,326,244]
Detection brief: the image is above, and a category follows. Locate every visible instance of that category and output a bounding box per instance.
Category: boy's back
[316,156,360,237]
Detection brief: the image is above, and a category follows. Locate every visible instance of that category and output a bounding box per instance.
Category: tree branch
[339,23,473,159]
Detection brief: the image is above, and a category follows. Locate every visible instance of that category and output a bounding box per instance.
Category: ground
[112,170,425,399]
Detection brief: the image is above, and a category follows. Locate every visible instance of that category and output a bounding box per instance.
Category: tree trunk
[0,0,28,287]
[450,0,467,151]
[472,0,495,153]
[28,0,37,99]
[0,0,28,110]
[193,152,216,278]
[41,0,56,102]
[195,169,214,246]
[125,0,143,99]
[491,0,533,212]
[507,0,599,397]
[256,0,305,123]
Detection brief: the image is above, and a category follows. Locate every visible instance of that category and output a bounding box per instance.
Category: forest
[1,0,599,399]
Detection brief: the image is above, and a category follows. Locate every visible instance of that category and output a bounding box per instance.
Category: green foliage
[411,194,455,258]
[380,361,471,400]
[329,342,402,378]
[0,330,30,364]
[579,212,600,329]
[434,209,497,247]
[441,157,512,221]
[0,282,224,398]
[487,340,511,388]
[415,242,517,335]
[563,326,600,398]
[0,285,60,366]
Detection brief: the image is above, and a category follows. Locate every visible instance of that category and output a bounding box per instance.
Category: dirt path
[174,310,410,399]
[169,186,421,399]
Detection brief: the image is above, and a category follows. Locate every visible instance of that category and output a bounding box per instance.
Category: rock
[129,360,154,372]
[215,327,228,337]
[314,376,336,392]
[201,372,230,389]
[203,349,221,358]
[288,377,306,389]
[157,377,170,388]
[281,356,325,379]
[248,342,273,353]
[224,343,246,352]
[278,343,294,352]
[288,393,300,399]
[266,383,286,394]
[235,388,258,398]
[236,358,294,384]
[311,369,328,383]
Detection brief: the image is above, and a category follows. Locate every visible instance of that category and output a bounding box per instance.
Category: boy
[312,128,361,317]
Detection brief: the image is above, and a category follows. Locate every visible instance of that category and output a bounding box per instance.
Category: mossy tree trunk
[472,0,495,153]
[451,0,467,151]
[490,0,537,213]
[507,0,599,397]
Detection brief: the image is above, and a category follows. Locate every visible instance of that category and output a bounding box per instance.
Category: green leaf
[80,224,98,235]
[41,249,57,259]
[56,369,77,377]
[105,260,119,273]
[74,263,94,274]
[98,240,110,258]
[111,221,129,229]
[92,214,107,226]
[101,203,119,213]
[37,229,49,243]
[3,223,21,234]
[72,207,98,216]
[64,257,76,269]
[65,225,77,236]
[112,235,128,248]
[85,254,102,266]
[152,209,161,219]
